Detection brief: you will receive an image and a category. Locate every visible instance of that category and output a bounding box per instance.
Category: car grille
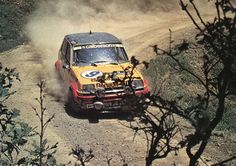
[96,82,144,95]
[104,87,125,94]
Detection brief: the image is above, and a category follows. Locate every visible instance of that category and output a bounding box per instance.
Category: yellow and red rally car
[55,32,150,111]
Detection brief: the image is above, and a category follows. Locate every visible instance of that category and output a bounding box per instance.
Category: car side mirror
[62,64,70,69]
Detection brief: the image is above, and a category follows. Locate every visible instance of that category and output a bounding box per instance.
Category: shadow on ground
[65,104,135,123]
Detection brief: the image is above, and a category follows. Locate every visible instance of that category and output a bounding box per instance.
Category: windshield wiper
[93,60,118,65]
[77,60,97,66]
[109,62,118,65]
[93,60,109,63]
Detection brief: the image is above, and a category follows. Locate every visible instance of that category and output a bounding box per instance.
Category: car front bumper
[74,89,150,111]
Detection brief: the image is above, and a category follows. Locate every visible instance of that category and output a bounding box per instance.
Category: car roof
[65,32,122,46]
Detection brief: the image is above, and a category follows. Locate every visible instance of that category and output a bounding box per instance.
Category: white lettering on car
[74,44,124,50]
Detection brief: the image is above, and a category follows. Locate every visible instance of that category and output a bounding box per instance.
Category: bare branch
[190,0,207,27]
[180,0,203,31]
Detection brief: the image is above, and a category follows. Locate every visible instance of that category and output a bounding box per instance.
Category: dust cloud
[25,0,188,56]
[25,0,215,57]
[24,0,214,99]
[25,0,180,99]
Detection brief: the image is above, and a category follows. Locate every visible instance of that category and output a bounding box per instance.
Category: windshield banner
[74,44,124,50]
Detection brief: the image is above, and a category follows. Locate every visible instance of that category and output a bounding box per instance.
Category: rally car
[55,32,150,111]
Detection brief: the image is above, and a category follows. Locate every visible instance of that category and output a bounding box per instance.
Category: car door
[60,39,72,85]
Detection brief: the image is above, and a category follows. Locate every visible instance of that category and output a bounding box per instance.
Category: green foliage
[0,65,20,97]
[23,139,58,166]
[145,51,199,101]
[23,81,58,166]
[214,102,236,132]
[0,65,58,165]
[145,42,236,132]
[207,97,236,131]
[145,0,236,164]
[0,107,32,165]
[0,63,32,165]
[0,0,38,52]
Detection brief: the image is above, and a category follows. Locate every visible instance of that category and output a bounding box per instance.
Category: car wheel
[66,88,78,112]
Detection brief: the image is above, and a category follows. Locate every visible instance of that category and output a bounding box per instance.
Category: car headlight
[132,79,144,90]
[83,84,95,92]
[77,84,95,95]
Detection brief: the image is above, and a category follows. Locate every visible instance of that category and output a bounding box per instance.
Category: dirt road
[1,0,224,165]
[0,16,195,165]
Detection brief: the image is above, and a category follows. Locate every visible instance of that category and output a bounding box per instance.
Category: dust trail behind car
[25,0,215,56]
[25,0,214,98]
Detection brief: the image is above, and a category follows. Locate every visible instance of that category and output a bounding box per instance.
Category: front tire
[66,88,78,112]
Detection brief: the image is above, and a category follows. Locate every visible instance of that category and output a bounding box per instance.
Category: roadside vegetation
[0,65,58,165]
[136,0,236,165]
[0,67,91,165]
[1,0,236,166]
[0,64,31,165]
[0,0,38,52]
[145,40,236,132]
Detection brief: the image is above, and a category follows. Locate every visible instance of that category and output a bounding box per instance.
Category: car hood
[70,62,143,85]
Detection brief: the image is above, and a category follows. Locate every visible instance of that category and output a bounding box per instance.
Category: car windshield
[74,46,128,66]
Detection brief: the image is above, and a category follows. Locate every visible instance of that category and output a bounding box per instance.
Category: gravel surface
[1,15,235,165]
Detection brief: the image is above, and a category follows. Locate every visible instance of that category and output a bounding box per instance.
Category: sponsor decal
[81,70,103,79]
[74,44,123,50]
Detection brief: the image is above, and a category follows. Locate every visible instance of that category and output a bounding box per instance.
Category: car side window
[61,39,67,56]
[65,44,70,64]
[61,39,70,64]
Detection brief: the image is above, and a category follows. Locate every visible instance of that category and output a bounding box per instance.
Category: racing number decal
[85,71,100,78]
[81,70,103,79]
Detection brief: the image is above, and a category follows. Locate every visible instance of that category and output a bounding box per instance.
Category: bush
[145,43,236,132]
[0,0,38,51]
[216,102,236,132]
[0,63,32,165]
